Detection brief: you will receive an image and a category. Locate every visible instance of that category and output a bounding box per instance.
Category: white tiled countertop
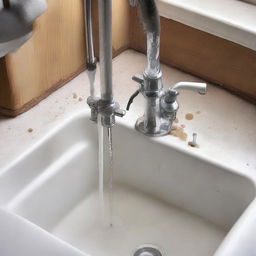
[0,50,255,177]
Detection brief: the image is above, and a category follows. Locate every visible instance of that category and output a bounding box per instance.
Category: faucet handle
[132,75,144,86]
[164,89,179,103]
[114,108,126,117]
[172,82,207,95]
[126,74,144,111]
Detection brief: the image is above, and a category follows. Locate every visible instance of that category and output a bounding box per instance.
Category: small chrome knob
[189,133,198,147]
[132,75,144,85]
[164,89,179,104]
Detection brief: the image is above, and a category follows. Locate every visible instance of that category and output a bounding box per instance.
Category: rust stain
[188,141,200,148]
[170,125,188,141]
[185,113,194,120]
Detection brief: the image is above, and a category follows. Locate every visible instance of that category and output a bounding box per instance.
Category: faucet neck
[138,0,161,79]
[142,72,163,93]
[98,0,113,103]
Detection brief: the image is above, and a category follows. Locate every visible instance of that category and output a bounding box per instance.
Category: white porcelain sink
[0,110,256,256]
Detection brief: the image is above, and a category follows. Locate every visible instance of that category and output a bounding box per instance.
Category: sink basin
[0,110,255,256]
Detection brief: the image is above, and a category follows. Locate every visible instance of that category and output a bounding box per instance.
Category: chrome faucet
[86,0,125,128]
[127,0,207,136]
[85,0,206,134]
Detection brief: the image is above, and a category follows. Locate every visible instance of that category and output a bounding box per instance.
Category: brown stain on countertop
[188,141,200,148]
[174,118,179,123]
[170,125,188,141]
[185,113,194,120]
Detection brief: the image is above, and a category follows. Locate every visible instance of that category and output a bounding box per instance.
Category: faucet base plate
[135,117,170,137]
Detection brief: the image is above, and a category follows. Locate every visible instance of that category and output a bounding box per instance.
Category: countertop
[0,50,255,178]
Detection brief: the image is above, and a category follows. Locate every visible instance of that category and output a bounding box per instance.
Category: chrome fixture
[86,0,125,127]
[128,0,207,136]
[84,0,97,98]
[189,133,198,147]
[86,0,205,132]
[133,245,163,256]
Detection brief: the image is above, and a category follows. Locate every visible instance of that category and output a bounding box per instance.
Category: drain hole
[134,245,163,256]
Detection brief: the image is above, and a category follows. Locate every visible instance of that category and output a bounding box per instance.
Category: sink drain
[134,245,163,256]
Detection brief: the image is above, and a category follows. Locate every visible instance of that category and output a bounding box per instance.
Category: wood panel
[112,0,130,54]
[0,58,14,110]
[0,0,86,116]
[92,0,130,58]
[129,8,256,103]
[0,0,130,116]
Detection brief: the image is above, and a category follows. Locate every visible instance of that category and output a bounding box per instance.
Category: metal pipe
[130,0,207,136]
[84,0,96,65]
[85,0,97,98]
[138,0,160,78]
[87,0,125,127]
[98,0,113,103]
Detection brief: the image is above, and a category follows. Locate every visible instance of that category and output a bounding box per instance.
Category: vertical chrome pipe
[87,0,125,127]
[98,0,113,103]
[85,0,96,65]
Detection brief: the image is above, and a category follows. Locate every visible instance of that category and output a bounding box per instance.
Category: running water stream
[98,115,104,225]
[98,114,114,227]
[107,127,114,227]
[87,69,96,98]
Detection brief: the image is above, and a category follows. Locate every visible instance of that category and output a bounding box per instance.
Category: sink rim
[1,109,255,189]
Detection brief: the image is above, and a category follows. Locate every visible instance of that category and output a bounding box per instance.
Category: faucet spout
[129,0,207,136]
[172,82,207,95]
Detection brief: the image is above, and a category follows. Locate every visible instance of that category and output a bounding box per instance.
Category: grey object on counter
[10,0,47,24]
[0,0,47,57]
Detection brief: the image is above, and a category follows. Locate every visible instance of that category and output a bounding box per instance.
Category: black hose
[126,89,140,111]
